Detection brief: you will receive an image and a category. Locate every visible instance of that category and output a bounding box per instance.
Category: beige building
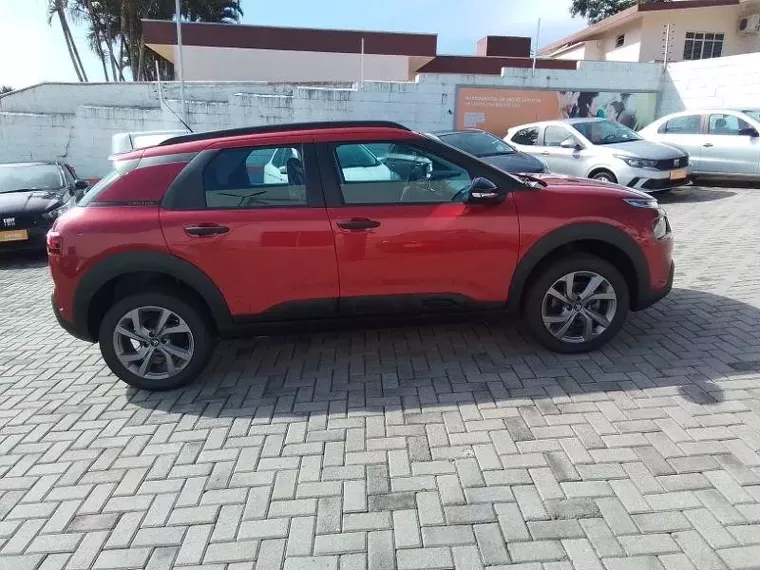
[540,0,760,63]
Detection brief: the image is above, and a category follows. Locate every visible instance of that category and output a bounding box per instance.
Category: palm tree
[48,0,89,82]
[66,0,243,82]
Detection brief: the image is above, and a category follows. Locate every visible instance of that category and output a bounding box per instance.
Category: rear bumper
[52,294,95,343]
[633,261,674,311]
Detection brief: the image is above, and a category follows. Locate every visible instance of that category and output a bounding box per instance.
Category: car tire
[98,291,214,390]
[591,170,617,184]
[523,254,629,353]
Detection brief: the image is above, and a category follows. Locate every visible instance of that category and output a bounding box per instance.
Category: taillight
[47,231,62,255]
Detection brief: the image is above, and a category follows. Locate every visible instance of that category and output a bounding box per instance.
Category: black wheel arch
[73,250,232,342]
[507,223,650,313]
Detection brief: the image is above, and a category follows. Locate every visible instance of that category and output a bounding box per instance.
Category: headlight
[616,155,658,169]
[653,213,670,239]
[624,197,658,209]
[42,202,70,220]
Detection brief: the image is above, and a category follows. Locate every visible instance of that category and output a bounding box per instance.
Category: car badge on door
[2,217,15,228]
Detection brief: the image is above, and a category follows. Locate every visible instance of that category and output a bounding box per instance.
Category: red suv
[48,121,674,390]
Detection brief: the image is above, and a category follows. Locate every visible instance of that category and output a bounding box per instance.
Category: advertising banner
[455,87,658,136]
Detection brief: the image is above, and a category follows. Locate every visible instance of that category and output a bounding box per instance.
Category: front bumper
[0,225,50,252]
[634,261,674,311]
[619,165,691,193]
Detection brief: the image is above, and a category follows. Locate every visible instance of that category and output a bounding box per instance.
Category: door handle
[540,151,550,156]
[703,142,714,148]
[337,218,381,231]
[184,224,229,237]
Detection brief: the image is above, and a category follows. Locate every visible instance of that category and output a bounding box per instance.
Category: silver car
[505,119,690,192]
[638,109,760,180]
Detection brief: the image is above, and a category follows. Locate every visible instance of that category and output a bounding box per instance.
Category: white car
[505,119,690,192]
[638,109,760,180]
[111,130,188,156]
[259,144,394,184]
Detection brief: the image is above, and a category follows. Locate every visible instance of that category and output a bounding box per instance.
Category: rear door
[314,131,521,315]
[160,136,339,319]
[699,113,760,175]
[653,114,704,171]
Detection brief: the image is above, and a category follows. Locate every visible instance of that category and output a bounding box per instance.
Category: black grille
[654,156,688,170]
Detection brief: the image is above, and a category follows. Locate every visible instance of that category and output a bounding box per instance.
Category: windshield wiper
[0,187,59,194]
[478,151,515,157]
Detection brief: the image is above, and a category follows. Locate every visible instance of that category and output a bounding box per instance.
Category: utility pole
[175,0,188,123]
[532,18,542,77]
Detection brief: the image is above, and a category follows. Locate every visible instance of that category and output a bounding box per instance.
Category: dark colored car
[429,129,547,174]
[48,121,673,390]
[0,161,88,252]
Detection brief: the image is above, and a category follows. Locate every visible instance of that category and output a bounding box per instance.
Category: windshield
[742,110,760,122]
[439,131,515,156]
[0,164,64,193]
[573,120,641,145]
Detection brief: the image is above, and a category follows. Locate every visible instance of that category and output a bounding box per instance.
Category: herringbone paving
[1,185,760,570]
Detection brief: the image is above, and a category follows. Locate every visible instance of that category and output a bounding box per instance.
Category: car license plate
[0,229,28,242]
[670,168,687,180]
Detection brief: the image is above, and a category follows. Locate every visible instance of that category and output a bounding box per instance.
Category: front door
[699,113,760,175]
[540,125,587,177]
[160,138,339,319]
[316,137,521,315]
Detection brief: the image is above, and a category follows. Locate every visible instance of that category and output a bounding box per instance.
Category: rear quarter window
[77,159,140,206]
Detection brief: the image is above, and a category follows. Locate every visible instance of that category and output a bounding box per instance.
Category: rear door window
[660,115,702,134]
[511,127,540,146]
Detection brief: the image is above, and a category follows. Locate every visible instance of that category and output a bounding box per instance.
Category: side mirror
[278,165,288,174]
[560,138,582,150]
[75,180,89,190]
[739,127,759,137]
[467,177,504,204]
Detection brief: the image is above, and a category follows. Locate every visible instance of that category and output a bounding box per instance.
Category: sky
[0,0,587,89]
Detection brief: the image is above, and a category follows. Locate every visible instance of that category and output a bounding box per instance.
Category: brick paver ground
[2,185,760,570]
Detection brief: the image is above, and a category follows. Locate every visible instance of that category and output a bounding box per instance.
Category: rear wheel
[591,170,617,184]
[523,254,629,353]
[98,291,214,390]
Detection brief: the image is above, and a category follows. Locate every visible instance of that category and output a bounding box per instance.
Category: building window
[683,32,724,60]
[615,34,625,48]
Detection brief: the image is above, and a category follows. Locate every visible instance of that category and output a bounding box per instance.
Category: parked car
[0,161,88,252]
[638,109,760,181]
[111,130,189,156]
[428,129,547,174]
[48,121,674,390]
[506,119,690,192]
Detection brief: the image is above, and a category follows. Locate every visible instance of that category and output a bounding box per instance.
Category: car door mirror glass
[560,138,581,150]
[467,177,504,204]
[75,179,89,190]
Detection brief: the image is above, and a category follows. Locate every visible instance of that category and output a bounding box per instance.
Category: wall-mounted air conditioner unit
[738,14,760,34]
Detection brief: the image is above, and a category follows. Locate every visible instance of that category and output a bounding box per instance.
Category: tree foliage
[1,85,13,94]
[48,0,243,82]
[570,0,668,24]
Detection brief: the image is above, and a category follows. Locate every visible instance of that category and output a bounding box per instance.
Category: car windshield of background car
[574,120,642,145]
[0,164,64,193]
[440,131,515,156]
[742,110,760,122]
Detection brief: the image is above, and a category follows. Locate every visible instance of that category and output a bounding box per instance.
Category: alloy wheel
[112,306,194,380]
[540,271,618,344]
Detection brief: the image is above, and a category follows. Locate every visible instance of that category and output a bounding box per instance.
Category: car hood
[0,190,64,215]
[481,152,545,173]
[527,173,650,199]
[601,139,684,159]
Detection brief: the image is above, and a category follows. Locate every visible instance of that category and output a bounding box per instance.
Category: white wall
[602,23,643,62]
[178,45,416,82]
[658,52,760,116]
[0,60,671,179]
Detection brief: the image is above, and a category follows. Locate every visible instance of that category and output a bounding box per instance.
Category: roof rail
[159,121,412,146]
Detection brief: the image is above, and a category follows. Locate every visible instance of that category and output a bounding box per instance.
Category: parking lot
[1,184,760,570]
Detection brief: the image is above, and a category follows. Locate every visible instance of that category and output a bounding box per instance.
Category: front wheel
[591,170,617,184]
[523,254,629,353]
[98,292,214,390]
